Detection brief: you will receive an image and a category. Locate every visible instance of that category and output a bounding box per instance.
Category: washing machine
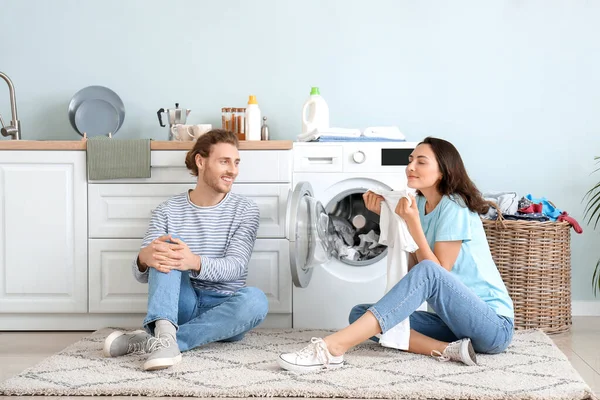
[288,141,418,329]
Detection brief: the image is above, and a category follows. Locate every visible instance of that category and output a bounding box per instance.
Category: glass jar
[237,108,246,141]
[232,108,238,134]
[221,107,232,131]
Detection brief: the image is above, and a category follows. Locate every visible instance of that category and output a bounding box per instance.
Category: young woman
[278,137,514,373]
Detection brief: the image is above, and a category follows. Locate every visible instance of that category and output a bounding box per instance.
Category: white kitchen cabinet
[88,239,146,313]
[0,151,88,313]
[88,238,291,314]
[0,147,292,329]
[246,239,291,313]
[88,184,195,239]
[88,183,289,239]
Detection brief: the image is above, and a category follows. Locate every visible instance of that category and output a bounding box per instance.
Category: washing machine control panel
[293,142,418,173]
[352,150,366,164]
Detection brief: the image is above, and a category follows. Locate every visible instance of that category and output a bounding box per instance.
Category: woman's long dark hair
[417,137,489,215]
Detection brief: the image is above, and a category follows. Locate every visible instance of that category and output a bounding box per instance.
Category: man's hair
[184,129,239,177]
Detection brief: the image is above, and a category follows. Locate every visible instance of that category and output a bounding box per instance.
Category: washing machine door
[287,181,334,288]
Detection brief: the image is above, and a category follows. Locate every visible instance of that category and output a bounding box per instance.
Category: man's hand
[166,237,201,272]
[138,235,185,274]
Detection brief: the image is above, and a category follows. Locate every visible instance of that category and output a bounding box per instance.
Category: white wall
[1,0,599,308]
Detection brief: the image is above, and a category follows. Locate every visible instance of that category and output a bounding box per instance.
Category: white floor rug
[0,328,595,399]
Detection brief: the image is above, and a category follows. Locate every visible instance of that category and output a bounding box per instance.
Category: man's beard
[202,168,233,194]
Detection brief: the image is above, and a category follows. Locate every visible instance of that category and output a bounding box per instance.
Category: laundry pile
[326,192,387,262]
[329,215,386,261]
[482,192,582,233]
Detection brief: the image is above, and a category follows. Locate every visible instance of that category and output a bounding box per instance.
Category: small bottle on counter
[245,96,261,141]
[261,116,269,141]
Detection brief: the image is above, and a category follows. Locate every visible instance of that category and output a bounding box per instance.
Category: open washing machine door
[287,181,334,288]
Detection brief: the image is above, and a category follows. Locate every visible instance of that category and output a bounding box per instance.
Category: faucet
[0,71,21,140]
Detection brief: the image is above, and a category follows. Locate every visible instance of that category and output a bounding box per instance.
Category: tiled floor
[549,317,600,396]
[1,317,599,398]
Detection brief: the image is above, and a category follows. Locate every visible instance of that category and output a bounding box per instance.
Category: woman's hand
[363,191,384,215]
[395,194,419,225]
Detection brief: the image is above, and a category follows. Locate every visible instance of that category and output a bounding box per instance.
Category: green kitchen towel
[86,137,151,180]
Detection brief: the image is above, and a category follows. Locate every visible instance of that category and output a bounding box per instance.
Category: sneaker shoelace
[127,339,148,354]
[431,340,461,363]
[147,335,172,353]
[295,337,332,367]
[431,349,449,362]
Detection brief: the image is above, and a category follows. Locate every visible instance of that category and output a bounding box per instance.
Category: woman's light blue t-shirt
[417,195,514,319]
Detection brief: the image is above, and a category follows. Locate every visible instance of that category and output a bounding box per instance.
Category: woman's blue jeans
[349,260,514,354]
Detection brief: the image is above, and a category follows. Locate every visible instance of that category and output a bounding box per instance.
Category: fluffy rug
[0,328,595,399]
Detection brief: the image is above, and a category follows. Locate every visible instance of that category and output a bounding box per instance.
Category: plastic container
[245,95,261,141]
[302,87,329,134]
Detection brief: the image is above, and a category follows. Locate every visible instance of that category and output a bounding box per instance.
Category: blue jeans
[349,260,514,354]
[143,268,268,352]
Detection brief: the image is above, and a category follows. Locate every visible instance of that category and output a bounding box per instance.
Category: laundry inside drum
[326,191,388,265]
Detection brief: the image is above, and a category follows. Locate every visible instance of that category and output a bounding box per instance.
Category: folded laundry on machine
[296,127,408,142]
[315,136,406,142]
[296,128,361,142]
[367,188,418,350]
[363,126,406,140]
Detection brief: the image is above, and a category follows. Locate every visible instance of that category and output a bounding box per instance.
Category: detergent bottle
[301,87,329,134]
[245,95,261,141]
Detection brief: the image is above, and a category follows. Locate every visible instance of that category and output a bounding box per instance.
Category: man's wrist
[136,256,148,273]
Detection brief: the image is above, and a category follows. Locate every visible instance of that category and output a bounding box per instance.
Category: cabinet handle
[306,157,336,164]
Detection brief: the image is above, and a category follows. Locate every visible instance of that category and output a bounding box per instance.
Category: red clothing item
[557,212,583,234]
[518,203,543,214]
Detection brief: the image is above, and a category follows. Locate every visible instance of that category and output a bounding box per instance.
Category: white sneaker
[432,338,478,366]
[278,337,344,373]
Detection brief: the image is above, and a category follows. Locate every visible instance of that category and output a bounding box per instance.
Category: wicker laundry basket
[482,208,572,334]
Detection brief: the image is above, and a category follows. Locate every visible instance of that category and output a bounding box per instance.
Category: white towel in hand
[369,188,418,350]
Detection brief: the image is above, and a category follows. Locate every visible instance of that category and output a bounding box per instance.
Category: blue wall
[1,0,599,306]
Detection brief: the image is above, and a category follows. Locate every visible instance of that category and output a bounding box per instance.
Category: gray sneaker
[103,330,152,357]
[143,333,182,371]
[433,338,478,366]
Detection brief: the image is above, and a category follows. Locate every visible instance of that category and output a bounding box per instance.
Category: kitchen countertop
[0,140,293,150]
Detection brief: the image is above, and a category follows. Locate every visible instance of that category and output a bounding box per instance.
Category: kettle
[157,103,191,127]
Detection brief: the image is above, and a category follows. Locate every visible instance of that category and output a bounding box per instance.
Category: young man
[103,129,268,371]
